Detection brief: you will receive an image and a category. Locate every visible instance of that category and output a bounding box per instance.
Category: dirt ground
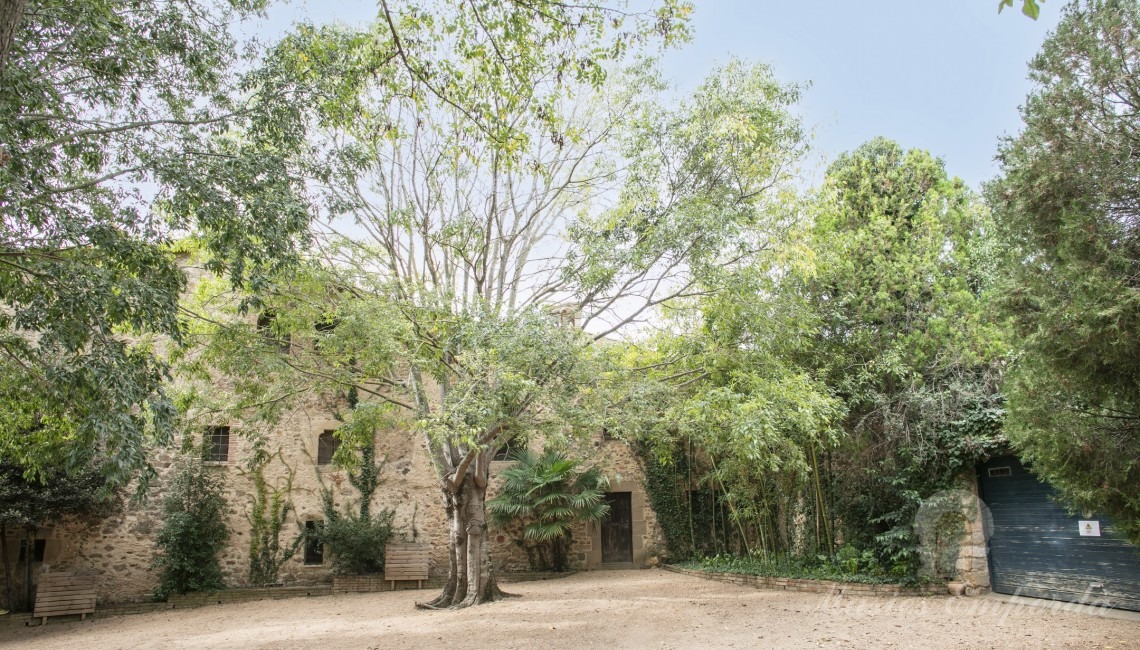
[1,569,1137,649]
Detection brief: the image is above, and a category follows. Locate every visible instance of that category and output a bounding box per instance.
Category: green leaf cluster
[152,453,229,599]
[989,0,1140,543]
[487,448,610,572]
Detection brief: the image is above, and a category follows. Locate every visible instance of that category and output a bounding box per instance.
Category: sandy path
[1,569,1137,649]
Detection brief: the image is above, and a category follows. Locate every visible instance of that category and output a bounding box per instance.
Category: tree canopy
[990,0,1140,544]
[0,0,315,485]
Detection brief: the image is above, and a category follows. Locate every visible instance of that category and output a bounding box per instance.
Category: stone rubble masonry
[955,476,992,595]
[0,257,661,604]
[7,412,660,605]
[486,435,662,573]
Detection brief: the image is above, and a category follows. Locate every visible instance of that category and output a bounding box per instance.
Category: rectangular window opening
[304,521,324,566]
[987,466,1012,477]
[317,430,341,466]
[257,310,291,352]
[205,425,230,462]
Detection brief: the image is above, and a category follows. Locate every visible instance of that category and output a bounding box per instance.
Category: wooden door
[601,492,633,564]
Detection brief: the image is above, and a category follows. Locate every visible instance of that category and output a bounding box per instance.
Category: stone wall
[4,411,659,604]
[486,433,663,573]
[955,475,991,594]
[3,404,453,604]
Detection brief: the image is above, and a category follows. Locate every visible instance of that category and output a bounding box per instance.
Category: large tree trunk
[418,469,509,609]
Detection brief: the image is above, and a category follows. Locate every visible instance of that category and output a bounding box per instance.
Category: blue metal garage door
[979,456,1140,611]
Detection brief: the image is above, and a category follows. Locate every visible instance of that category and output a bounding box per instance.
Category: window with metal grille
[205,426,230,462]
[317,430,341,465]
[988,466,1012,477]
[492,434,525,461]
[304,521,324,565]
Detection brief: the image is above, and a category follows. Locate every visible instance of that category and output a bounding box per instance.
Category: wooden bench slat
[35,603,96,613]
[34,574,98,623]
[384,543,430,589]
[36,594,96,603]
[37,594,96,602]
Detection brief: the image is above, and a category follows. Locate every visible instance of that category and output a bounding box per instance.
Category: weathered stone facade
[1,259,663,604]
[4,412,660,604]
[486,435,663,573]
[955,475,992,595]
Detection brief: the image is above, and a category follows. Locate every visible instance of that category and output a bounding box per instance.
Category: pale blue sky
[254,1,1062,190]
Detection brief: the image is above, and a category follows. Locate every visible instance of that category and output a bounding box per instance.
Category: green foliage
[636,442,701,560]
[0,0,316,487]
[308,420,398,576]
[246,459,300,586]
[989,0,1140,544]
[312,488,398,576]
[487,449,610,571]
[152,453,229,599]
[0,462,116,531]
[625,136,1007,580]
[999,0,1044,20]
[802,138,1007,573]
[679,549,934,586]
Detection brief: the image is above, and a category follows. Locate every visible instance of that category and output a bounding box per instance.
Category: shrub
[487,448,610,572]
[313,487,396,575]
[152,454,228,599]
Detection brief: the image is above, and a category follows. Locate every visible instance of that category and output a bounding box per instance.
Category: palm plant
[487,449,610,571]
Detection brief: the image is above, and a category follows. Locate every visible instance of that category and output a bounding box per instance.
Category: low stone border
[0,585,334,629]
[332,575,446,593]
[499,570,577,583]
[0,571,577,630]
[663,565,945,597]
[167,584,333,607]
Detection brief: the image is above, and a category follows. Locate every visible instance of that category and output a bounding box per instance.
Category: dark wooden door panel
[602,492,633,564]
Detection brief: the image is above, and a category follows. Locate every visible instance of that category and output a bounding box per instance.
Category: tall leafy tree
[805,138,1006,570]
[181,57,808,608]
[989,0,1140,543]
[0,0,317,485]
[0,0,692,487]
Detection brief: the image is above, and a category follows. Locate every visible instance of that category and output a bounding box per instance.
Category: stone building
[0,259,664,604]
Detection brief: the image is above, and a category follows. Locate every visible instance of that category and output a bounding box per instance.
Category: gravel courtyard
[1,569,1137,649]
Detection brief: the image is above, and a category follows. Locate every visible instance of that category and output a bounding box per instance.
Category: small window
[304,521,324,566]
[987,466,1012,477]
[205,425,230,462]
[317,430,341,465]
[19,539,46,563]
[492,434,526,462]
[257,310,290,352]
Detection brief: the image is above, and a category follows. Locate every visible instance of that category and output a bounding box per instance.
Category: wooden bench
[33,572,97,625]
[384,543,430,590]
